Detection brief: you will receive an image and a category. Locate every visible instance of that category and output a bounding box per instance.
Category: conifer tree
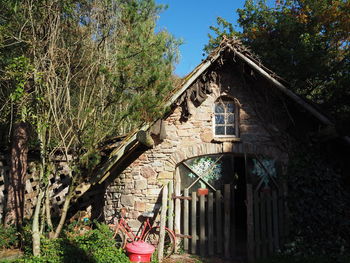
[0,0,180,255]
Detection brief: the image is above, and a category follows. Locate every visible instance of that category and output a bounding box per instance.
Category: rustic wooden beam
[168,181,174,231]
[184,188,189,251]
[174,168,181,252]
[158,184,168,262]
[191,191,197,254]
[166,52,221,107]
[172,194,192,200]
[136,130,154,148]
[91,124,150,185]
[246,184,254,263]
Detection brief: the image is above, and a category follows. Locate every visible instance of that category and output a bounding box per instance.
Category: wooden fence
[168,183,236,258]
[248,186,286,261]
[162,181,286,261]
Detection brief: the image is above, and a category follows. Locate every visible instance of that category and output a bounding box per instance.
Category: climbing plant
[286,146,350,259]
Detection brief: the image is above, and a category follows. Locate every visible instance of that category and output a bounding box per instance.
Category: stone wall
[104,69,289,229]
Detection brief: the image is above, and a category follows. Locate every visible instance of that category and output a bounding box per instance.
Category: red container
[197,188,209,196]
[126,241,155,263]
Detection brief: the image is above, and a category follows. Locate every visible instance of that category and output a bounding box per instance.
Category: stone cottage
[91,38,338,260]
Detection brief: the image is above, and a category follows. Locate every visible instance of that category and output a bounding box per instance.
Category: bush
[19,222,129,263]
[0,225,19,249]
[286,146,350,261]
[255,254,350,263]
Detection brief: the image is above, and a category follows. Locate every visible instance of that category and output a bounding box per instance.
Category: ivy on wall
[286,146,350,259]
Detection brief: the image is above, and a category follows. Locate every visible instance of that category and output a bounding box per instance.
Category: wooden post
[208,192,214,256]
[231,185,236,258]
[272,190,279,252]
[216,190,222,254]
[174,168,181,252]
[199,194,206,256]
[184,188,189,251]
[266,192,273,256]
[191,191,197,254]
[158,184,168,262]
[261,191,267,258]
[283,182,290,242]
[224,184,231,258]
[278,192,285,247]
[246,184,254,263]
[168,180,174,231]
[254,191,261,259]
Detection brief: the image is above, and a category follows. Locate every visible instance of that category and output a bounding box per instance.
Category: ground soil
[0,249,23,261]
[162,253,245,263]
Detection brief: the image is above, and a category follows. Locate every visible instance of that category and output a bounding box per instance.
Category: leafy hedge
[17,223,129,263]
[286,146,350,261]
[0,225,19,249]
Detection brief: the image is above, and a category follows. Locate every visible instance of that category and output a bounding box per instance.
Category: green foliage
[205,0,350,133]
[0,0,181,246]
[18,223,129,263]
[255,254,350,263]
[0,225,19,249]
[286,146,350,260]
[0,0,180,154]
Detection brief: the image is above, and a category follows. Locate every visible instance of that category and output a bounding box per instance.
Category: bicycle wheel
[113,229,126,249]
[143,227,175,258]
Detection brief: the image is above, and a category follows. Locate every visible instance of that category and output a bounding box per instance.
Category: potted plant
[187,157,222,195]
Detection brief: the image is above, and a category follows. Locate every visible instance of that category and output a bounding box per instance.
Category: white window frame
[212,98,240,138]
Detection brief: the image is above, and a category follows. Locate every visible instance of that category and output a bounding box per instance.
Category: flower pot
[197,188,209,196]
[260,186,271,193]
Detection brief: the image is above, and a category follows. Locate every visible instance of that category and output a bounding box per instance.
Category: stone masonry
[104,68,289,230]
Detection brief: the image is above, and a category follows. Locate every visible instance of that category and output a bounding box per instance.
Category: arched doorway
[170,153,286,262]
[176,154,247,260]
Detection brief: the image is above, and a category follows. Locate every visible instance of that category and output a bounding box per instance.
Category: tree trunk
[45,187,53,233]
[4,122,29,227]
[32,189,44,256]
[53,193,72,238]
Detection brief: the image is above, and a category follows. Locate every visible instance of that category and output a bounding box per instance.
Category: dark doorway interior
[178,154,247,260]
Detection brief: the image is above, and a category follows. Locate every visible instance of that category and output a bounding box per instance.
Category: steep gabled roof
[72,37,347,199]
[169,37,334,126]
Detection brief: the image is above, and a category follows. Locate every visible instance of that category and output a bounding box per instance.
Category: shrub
[286,147,350,261]
[20,222,129,263]
[0,225,19,249]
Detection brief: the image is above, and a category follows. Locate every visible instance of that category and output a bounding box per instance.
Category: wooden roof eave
[92,124,150,185]
[92,50,223,185]
[165,50,222,107]
[225,42,334,127]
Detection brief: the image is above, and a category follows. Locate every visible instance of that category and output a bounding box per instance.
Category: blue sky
[155,0,274,77]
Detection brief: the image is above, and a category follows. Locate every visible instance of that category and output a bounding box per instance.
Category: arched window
[213,97,239,137]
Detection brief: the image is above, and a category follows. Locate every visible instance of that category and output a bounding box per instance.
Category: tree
[205,0,350,258]
[0,0,179,255]
[205,0,350,133]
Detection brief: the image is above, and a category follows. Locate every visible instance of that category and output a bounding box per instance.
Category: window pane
[227,114,234,124]
[215,115,224,124]
[227,103,235,113]
[215,126,225,135]
[215,103,224,113]
[226,126,235,135]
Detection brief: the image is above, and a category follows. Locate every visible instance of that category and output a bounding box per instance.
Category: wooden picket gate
[164,181,287,261]
[246,184,287,262]
[167,183,237,258]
